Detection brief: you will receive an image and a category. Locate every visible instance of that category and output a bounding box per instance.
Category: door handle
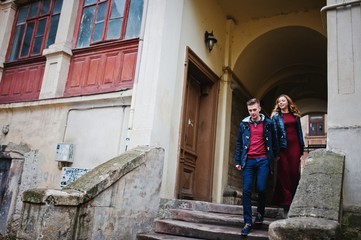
[188,118,194,127]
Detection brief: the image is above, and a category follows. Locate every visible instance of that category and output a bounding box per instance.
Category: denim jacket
[272,112,304,153]
[235,114,279,172]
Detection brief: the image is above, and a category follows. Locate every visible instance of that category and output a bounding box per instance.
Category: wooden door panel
[178,151,197,199]
[184,78,200,152]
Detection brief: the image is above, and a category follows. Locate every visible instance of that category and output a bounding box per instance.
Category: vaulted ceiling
[216,0,327,115]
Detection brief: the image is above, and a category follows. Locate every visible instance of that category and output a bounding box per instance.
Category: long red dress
[273,113,302,209]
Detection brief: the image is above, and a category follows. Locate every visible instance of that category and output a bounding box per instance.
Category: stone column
[213,19,235,203]
[326,0,361,207]
[39,0,79,98]
[325,0,361,237]
[0,1,16,81]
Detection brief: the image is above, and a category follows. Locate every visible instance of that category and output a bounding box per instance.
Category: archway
[233,26,327,115]
[228,25,327,204]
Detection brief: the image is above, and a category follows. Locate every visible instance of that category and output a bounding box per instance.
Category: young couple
[235,95,304,236]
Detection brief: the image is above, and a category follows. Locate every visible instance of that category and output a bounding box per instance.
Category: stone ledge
[269,217,341,239]
[21,146,160,206]
[22,188,84,206]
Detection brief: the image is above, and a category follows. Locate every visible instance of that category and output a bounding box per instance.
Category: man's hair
[246,98,260,106]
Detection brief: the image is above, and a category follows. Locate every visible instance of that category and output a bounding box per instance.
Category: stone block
[269,149,345,240]
[269,217,341,240]
[289,149,344,221]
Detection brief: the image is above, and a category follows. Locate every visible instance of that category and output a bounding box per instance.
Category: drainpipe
[125,0,149,151]
[321,0,361,29]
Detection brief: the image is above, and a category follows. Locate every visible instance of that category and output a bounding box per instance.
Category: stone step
[157,198,284,219]
[153,219,269,240]
[137,199,284,240]
[168,208,273,230]
[137,232,204,240]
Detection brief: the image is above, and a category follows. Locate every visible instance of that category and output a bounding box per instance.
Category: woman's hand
[235,165,242,171]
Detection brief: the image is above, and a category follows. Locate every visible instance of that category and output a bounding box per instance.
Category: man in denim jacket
[235,98,279,236]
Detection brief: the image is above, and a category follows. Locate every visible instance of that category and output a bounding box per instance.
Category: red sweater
[247,122,267,158]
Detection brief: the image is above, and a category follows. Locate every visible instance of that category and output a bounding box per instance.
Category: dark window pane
[36,18,47,36]
[310,123,316,136]
[92,22,104,42]
[17,6,29,24]
[32,37,43,54]
[20,22,35,57]
[92,1,108,42]
[31,18,47,55]
[106,0,125,40]
[77,6,95,48]
[41,0,51,15]
[53,0,63,14]
[111,0,125,18]
[318,123,323,133]
[29,1,40,18]
[125,0,144,39]
[46,15,60,48]
[106,18,122,39]
[96,2,108,22]
[84,0,97,6]
[9,26,25,61]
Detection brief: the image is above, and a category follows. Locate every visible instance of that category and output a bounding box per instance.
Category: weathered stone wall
[17,146,164,240]
[0,143,33,239]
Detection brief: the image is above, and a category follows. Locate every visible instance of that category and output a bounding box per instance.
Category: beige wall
[0,92,131,188]
[126,0,230,200]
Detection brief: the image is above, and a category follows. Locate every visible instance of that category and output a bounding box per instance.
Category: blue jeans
[242,157,269,225]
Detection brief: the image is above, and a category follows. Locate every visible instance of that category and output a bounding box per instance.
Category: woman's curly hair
[272,94,301,118]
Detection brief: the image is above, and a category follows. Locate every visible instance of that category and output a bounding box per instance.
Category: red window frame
[309,114,325,136]
[74,0,131,48]
[7,0,62,62]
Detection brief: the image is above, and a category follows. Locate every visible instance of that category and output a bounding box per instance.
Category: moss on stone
[342,210,361,239]
[22,188,47,204]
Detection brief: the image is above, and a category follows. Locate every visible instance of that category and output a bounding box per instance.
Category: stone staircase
[137,198,285,240]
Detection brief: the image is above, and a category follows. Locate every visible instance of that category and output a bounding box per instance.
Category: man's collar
[250,114,265,123]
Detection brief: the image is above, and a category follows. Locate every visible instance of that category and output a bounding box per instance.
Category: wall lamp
[205,31,217,52]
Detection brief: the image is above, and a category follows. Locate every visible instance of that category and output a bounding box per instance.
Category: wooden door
[178,76,201,200]
[177,51,219,201]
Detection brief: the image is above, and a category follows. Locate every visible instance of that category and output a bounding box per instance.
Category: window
[309,114,325,136]
[76,0,144,48]
[8,0,63,61]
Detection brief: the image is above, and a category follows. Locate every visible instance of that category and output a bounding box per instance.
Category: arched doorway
[228,25,327,204]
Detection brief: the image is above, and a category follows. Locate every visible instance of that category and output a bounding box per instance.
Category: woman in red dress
[271,94,304,212]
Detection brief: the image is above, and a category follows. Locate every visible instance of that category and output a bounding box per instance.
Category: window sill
[73,38,140,54]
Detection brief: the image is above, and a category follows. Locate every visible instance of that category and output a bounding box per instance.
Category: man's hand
[235,165,242,171]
